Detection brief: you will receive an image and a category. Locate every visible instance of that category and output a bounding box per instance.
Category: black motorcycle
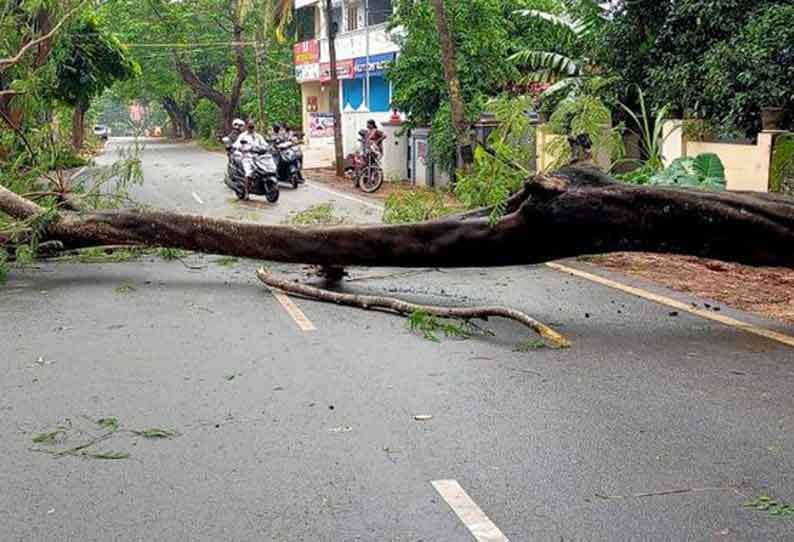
[223,137,280,203]
[271,139,304,189]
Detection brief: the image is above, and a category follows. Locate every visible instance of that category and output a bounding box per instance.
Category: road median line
[547,262,794,348]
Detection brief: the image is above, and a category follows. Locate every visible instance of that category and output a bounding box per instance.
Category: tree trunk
[71,104,85,150]
[429,0,474,175]
[174,1,246,135]
[325,0,345,177]
[3,166,794,269]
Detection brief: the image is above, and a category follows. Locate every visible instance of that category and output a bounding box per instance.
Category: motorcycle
[344,129,384,193]
[222,136,280,203]
[271,138,304,189]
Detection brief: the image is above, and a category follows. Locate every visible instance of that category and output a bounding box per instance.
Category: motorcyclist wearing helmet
[234,120,267,200]
[227,118,245,146]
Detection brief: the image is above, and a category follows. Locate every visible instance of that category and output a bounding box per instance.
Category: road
[2,138,794,541]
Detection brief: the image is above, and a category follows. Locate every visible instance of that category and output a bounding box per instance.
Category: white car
[93,125,111,140]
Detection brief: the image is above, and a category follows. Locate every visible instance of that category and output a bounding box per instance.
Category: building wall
[662,121,773,192]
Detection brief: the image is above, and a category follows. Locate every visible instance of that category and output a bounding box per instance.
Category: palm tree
[509,0,607,98]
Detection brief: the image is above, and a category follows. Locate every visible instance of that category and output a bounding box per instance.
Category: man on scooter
[234,120,266,200]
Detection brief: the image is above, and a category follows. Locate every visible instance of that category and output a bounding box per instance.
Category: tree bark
[3,166,794,269]
[429,0,474,174]
[325,0,345,177]
[71,104,85,150]
[175,0,247,134]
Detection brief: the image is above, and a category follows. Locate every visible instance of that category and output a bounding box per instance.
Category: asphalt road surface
[2,138,794,541]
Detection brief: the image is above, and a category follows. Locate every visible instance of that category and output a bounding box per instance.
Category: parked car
[93,125,111,140]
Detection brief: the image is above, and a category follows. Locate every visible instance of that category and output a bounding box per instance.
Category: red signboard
[320,59,355,82]
[293,40,320,65]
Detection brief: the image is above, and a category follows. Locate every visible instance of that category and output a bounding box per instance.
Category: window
[367,0,393,26]
[331,6,343,36]
[296,6,316,41]
[343,79,364,111]
[368,76,391,112]
[346,5,359,32]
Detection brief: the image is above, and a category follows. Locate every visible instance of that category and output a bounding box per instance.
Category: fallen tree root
[256,268,571,348]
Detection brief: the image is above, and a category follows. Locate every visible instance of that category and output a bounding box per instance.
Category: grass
[158,247,189,261]
[198,137,226,152]
[383,190,459,224]
[286,203,346,226]
[74,246,145,263]
[212,256,239,268]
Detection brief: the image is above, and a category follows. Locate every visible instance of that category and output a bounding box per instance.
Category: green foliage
[455,95,534,222]
[510,0,607,90]
[514,339,547,352]
[618,86,668,172]
[131,428,179,439]
[51,14,140,110]
[703,4,794,133]
[114,281,137,294]
[212,256,239,267]
[543,78,623,170]
[158,247,189,261]
[743,495,794,518]
[383,190,455,224]
[194,99,224,140]
[96,417,120,433]
[407,310,470,342]
[771,134,794,194]
[597,0,793,135]
[389,0,521,170]
[0,251,9,283]
[647,154,726,190]
[287,203,346,226]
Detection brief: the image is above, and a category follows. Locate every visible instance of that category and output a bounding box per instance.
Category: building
[293,0,400,156]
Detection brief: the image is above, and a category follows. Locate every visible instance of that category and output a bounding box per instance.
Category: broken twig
[256,268,571,348]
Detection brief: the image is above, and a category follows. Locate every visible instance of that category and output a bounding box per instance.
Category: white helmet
[232,118,245,129]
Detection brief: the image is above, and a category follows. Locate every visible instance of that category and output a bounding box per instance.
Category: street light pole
[365,0,370,111]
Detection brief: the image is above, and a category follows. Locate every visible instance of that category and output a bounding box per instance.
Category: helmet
[232,119,245,129]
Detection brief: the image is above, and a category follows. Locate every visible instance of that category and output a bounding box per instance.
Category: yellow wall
[662,121,774,192]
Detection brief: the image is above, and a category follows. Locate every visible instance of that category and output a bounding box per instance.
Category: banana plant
[509,0,607,97]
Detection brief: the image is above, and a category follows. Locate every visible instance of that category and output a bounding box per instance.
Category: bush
[703,4,794,134]
[383,190,455,224]
[194,99,223,140]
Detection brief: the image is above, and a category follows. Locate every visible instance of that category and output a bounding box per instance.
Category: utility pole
[325,0,345,176]
[253,0,271,128]
[364,0,370,110]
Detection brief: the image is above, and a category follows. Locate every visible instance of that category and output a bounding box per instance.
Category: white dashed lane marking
[432,480,510,542]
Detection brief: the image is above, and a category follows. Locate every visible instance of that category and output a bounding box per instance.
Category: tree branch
[0,0,87,71]
[256,268,571,347]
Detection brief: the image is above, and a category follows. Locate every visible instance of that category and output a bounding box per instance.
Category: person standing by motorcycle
[234,120,266,200]
[366,119,386,166]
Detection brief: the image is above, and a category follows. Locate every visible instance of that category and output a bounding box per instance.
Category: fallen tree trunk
[2,165,794,268]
